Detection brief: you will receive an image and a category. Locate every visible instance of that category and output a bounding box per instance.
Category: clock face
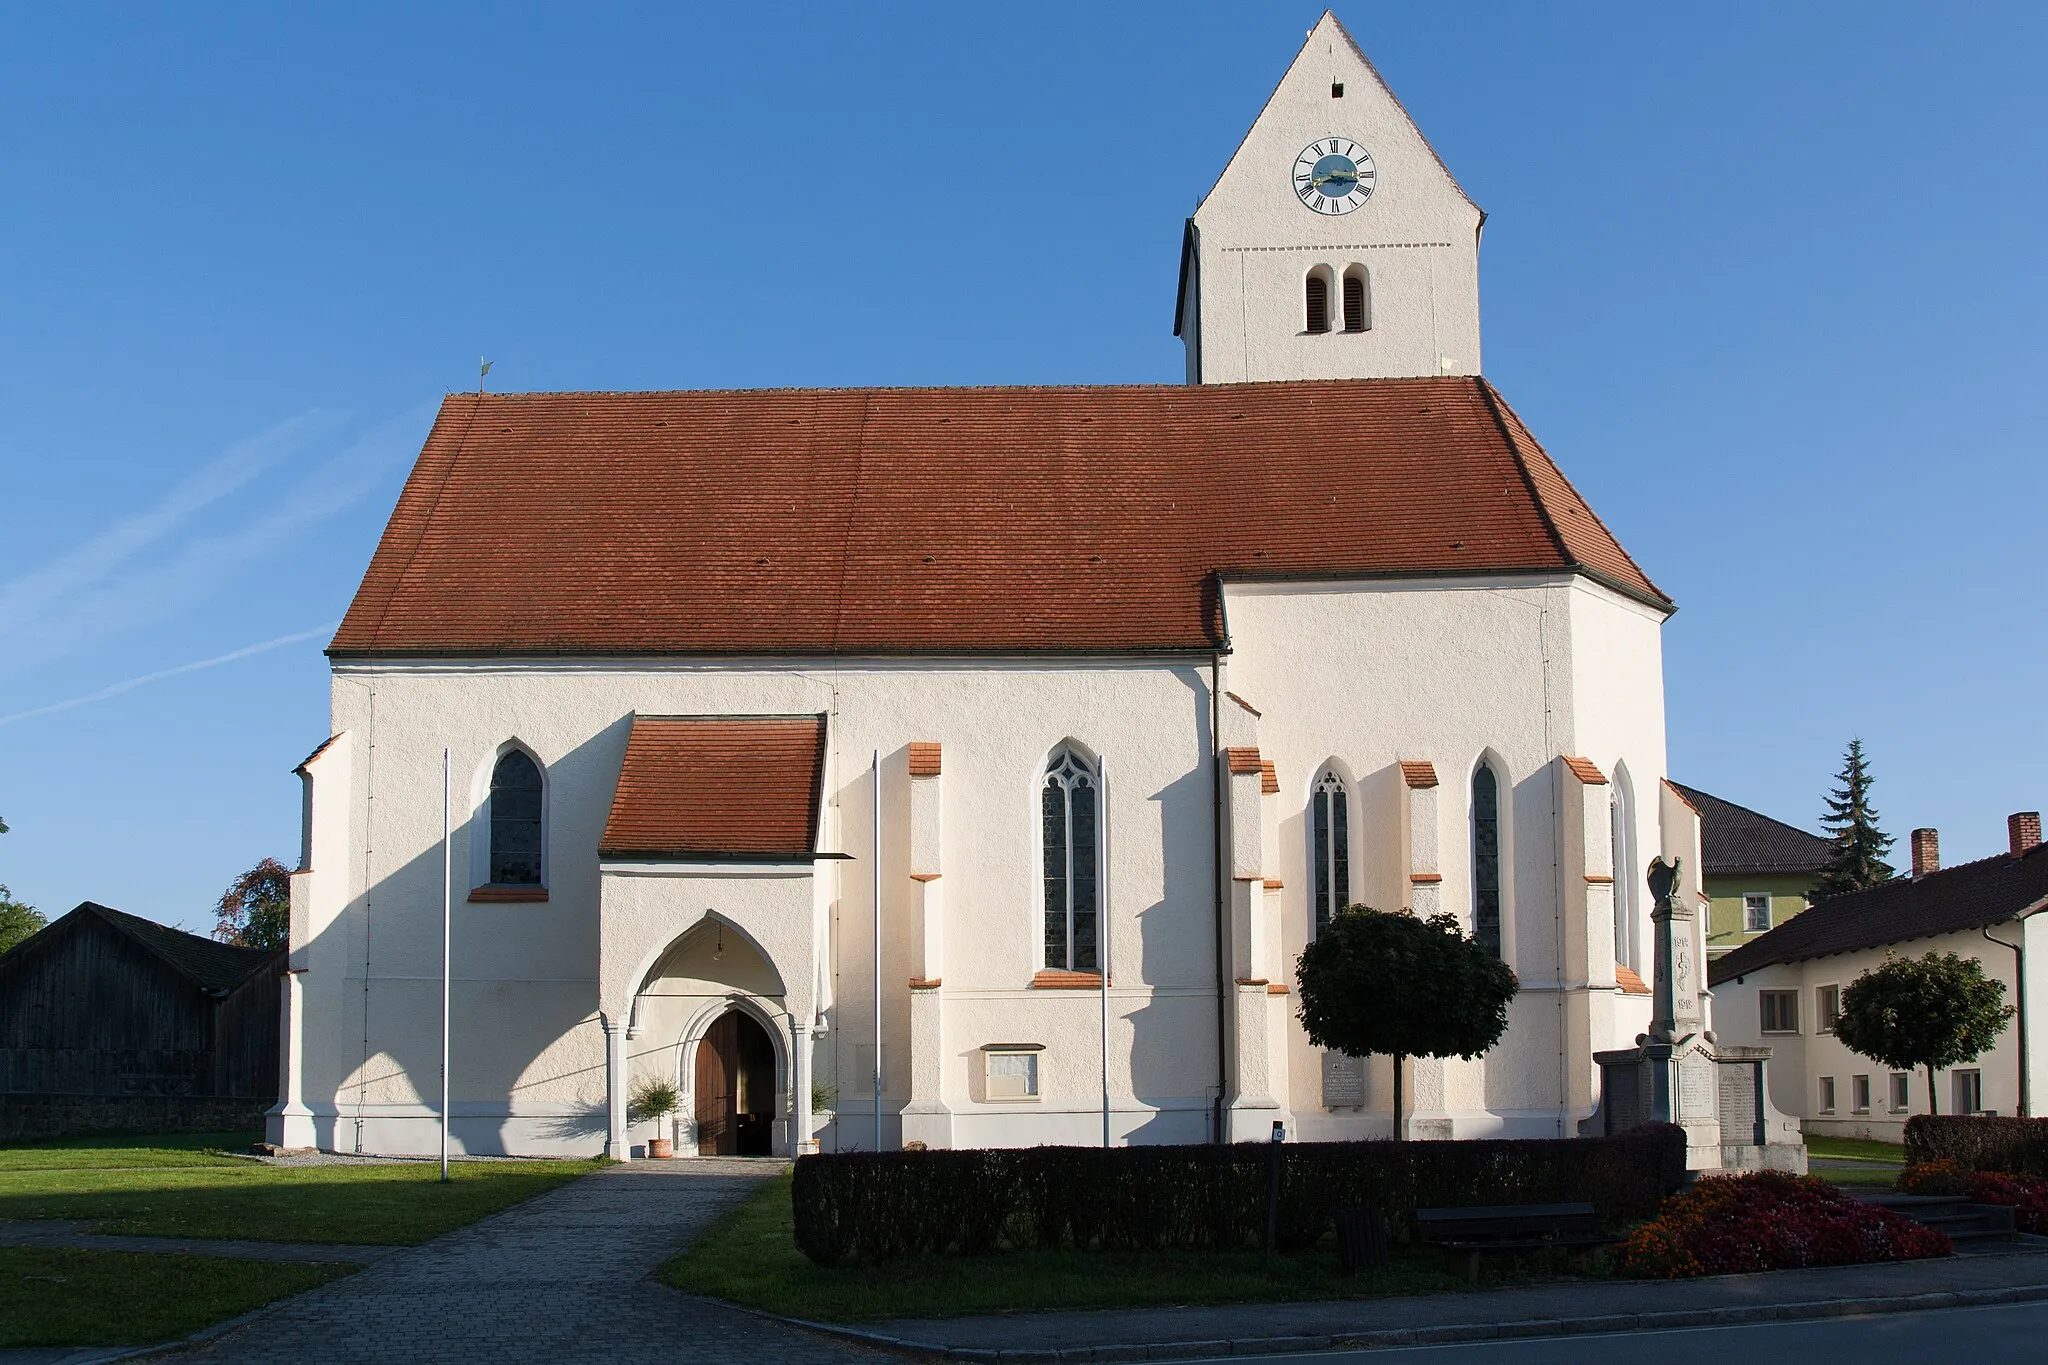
[1293,137,1375,215]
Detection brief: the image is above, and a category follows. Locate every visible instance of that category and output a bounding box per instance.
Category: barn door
[694,1013,739,1156]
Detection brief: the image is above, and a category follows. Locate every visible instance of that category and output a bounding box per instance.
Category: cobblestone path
[169,1158,870,1365]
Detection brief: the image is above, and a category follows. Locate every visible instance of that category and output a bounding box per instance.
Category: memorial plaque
[1322,1051,1367,1108]
[1678,1054,1714,1118]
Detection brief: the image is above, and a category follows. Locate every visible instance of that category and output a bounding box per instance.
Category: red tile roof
[907,742,941,778]
[1226,747,1263,776]
[331,378,1667,658]
[1400,760,1439,789]
[1561,756,1607,785]
[599,715,825,859]
[1260,759,1279,796]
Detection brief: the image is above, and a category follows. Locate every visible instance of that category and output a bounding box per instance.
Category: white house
[1711,815,2048,1140]
[269,12,1700,1160]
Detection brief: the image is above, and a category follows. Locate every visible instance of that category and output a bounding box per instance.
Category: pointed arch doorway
[694,1008,777,1156]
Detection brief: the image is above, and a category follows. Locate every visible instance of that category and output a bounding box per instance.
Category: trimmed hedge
[792,1125,1686,1265]
[1904,1115,2048,1175]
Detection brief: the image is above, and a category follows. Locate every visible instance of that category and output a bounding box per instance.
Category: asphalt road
[1165,1299,2048,1363]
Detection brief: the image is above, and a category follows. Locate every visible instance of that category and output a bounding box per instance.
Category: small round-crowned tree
[1295,906,1518,1139]
[1834,951,2013,1114]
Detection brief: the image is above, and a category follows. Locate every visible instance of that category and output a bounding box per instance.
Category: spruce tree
[1814,738,1895,898]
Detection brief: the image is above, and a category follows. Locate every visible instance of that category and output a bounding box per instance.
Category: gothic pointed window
[489,749,544,885]
[1471,764,1502,958]
[1311,770,1350,929]
[1042,747,1099,972]
[1305,273,1330,334]
[1342,268,1369,332]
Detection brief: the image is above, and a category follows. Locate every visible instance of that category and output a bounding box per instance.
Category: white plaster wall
[1187,13,1483,384]
[1714,930,2028,1140]
[1222,573,1669,1139]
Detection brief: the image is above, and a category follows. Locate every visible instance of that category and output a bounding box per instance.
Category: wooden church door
[694,1013,738,1156]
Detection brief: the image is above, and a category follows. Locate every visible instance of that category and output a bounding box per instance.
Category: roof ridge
[1671,781,1827,843]
[1474,377,1573,573]
[408,377,1472,402]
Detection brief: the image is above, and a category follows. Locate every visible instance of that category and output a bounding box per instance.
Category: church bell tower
[1175,11,1484,384]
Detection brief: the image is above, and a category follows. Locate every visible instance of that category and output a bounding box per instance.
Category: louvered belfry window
[1342,273,1367,332]
[490,750,544,885]
[1304,274,1330,333]
[1042,747,1099,971]
[1312,770,1350,929]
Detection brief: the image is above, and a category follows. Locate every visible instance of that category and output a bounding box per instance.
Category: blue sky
[2,3,2042,933]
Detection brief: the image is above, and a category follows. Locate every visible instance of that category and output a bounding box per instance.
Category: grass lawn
[661,1173,1595,1322]
[0,1134,604,1244]
[0,1246,356,1348]
[1805,1136,1906,1164]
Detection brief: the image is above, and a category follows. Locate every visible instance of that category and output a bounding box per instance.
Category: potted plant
[630,1076,682,1158]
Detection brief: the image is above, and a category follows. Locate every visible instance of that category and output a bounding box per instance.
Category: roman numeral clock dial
[1293,137,1375,214]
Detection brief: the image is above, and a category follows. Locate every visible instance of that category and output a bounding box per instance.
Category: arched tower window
[1311,770,1350,929]
[1611,765,1638,971]
[1471,764,1502,958]
[489,749,544,886]
[1042,747,1099,972]
[1342,267,1370,332]
[1304,272,1331,334]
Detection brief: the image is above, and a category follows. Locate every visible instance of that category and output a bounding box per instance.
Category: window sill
[1761,1029,1799,1036]
[469,885,549,903]
[1032,970,1107,989]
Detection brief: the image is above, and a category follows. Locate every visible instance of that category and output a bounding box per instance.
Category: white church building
[270,12,1710,1159]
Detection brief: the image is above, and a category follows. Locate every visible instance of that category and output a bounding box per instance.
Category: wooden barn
[0,901,282,1140]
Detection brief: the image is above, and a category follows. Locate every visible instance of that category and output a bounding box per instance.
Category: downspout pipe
[1983,923,2027,1117]
[1210,574,1233,1144]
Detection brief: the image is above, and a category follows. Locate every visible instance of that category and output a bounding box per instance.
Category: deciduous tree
[213,857,293,952]
[1294,906,1517,1139]
[1835,952,2013,1114]
[0,887,44,956]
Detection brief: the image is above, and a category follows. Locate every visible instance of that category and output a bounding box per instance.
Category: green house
[1670,784,1832,960]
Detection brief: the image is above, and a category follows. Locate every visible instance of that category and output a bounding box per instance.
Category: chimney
[1910,828,1940,879]
[2011,811,2043,858]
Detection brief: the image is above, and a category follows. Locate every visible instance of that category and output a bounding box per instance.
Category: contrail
[0,624,338,728]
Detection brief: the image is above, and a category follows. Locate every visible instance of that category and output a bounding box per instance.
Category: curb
[771,1280,2048,1359]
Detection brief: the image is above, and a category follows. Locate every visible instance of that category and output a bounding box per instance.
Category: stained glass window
[490,749,544,885]
[1472,764,1501,958]
[1312,771,1349,929]
[1042,748,1099,971]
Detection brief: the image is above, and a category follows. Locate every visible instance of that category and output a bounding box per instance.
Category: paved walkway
[847,1244,2048,1359]
[151,1158,870,1365]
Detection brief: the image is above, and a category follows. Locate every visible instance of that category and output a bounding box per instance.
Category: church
[269,11,1709,1159]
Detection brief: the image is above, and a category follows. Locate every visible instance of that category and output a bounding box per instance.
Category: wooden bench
[1414,1202,1615,1283]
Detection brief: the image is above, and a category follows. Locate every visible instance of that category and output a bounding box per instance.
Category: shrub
[1904,1115,2048,1176]
[1899,1160,2048,1233]
[1616,1170,1949,1279]
[791,1124,1686,1266]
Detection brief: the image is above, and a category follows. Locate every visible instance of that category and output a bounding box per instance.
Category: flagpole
[440,747,451,1183]
[1100,755,1111,1149]
[872,750,882,1153]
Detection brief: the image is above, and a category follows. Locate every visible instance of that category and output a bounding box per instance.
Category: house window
[1471,765,1502,958]
[983,1046,1041,1102]
[1341,268,1369,332]
[489,749,544,885]
[1743,893,1771,933]
[1889,1073,1910,1113]
[1851,1075,1871,1113]
[1819,1076,1836,1114]
[1953,1069,1983,1116]
[1311,770,1350,929]
[1304,272,1331,333]
[1816,984,1841,1034]
[1042,746,1099,972]
[1760,989,1798,1034]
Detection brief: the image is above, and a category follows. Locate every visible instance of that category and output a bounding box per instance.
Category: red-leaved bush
[1616,1170,1950,1278]
[1899,1160,2048,1233]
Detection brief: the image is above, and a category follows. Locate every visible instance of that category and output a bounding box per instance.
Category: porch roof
[599,714,827,860]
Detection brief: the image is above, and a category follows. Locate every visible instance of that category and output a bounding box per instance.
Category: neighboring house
[1670,783,1831,959]
[273,13,1695,1161]
[1710,815,2048,1140]
[0,902,282,1140]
